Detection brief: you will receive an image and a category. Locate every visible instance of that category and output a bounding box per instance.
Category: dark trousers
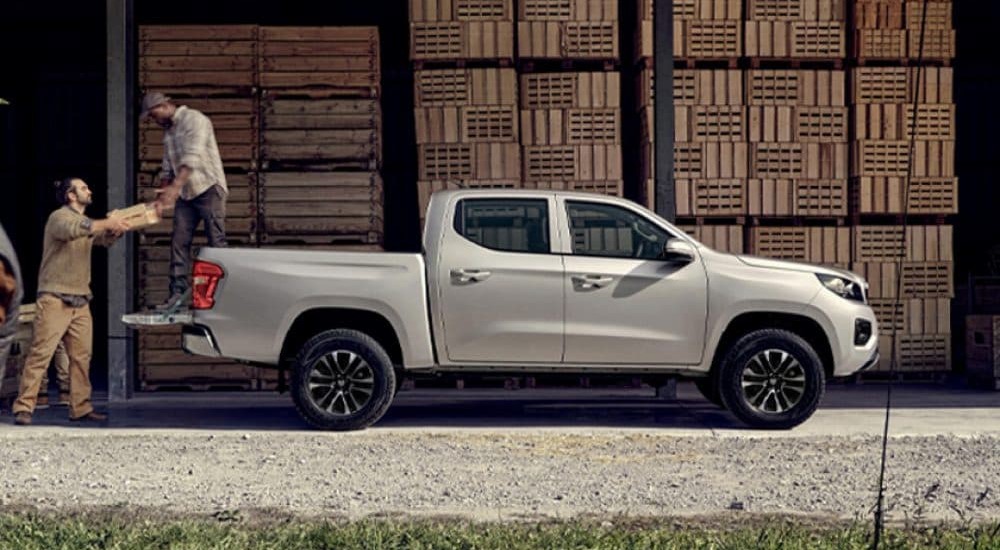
[169,185,227,298]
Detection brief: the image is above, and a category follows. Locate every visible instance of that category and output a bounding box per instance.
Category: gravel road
[0,430,996,524]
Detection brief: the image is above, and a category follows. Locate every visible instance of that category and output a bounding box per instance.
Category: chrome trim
[182,325,222,358]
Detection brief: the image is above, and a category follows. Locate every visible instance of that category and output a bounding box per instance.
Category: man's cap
[140,92,171,117]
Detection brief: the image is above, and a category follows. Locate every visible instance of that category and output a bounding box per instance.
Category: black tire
[694,376,724,408]
[717,329,825,430]
[291,329,396,431]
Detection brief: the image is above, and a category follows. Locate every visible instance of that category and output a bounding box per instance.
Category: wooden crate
[854,0,905,30]
[851,67,953,105]
[518,0,618,21]
[259,27,380,94]
[258,172,384,241]
[520,72,620,109]
[415,105,519,143]
[520,108,620,144]
[853,29,907,58]
[747,70,845,106]
[851,261,954,298]
[748,106,848,142]
[852,225,952,262]
[907,29,955,60]
[673,20,742,58]
[751,142,847,179]
[668,69,743,107]
[674,105,746,143]
[851,140,955,177]
[261,97,381,169]
[411,21,515,61]
[854,176,958,215]
[675,179,746,216]
[522,144,621,181]
[134,172,258,242]
[854,104,955,140]
[636,0,740,60]
[966,315,1000,390]
[905,2,953,31]
[139,25,257,91]
[139,327,256,391]
[667,142,749,179]
[411,0,514,21]
[677,225,744,254]
[749,226,851,266]
[745,21,845,58]
[747,0,845,21]
[747,179,847,216]
[419,143,521,180]
[869,298,951,335]
[875,334,951,372]
[414,68,517,106]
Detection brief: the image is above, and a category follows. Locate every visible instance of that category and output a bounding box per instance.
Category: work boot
[70,411,107,423]
[14,412,32,426]
[35,394,50,410]
[57,392,70,407]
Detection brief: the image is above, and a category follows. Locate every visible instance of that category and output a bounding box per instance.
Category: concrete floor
[2,382,998,437]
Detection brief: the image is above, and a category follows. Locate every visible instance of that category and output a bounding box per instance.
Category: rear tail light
[192,260,224,310]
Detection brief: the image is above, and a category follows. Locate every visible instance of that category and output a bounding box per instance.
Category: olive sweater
[36,207,113,299]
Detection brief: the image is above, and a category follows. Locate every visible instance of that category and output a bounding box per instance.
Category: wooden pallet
[522,144,621,181]
[747,69,846,106]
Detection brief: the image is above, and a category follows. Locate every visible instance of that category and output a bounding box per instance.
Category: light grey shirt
[160,105,228,201]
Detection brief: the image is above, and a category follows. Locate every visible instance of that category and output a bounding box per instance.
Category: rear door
[436,196,565,364]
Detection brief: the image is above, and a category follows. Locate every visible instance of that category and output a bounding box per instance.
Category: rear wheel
[718,329,825,429]
[291,329,396,431]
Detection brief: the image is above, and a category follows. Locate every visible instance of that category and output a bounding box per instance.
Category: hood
[736,254,862,282]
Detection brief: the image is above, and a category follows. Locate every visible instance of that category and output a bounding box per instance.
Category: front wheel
[718,329,825,429]
[291,329,396,431]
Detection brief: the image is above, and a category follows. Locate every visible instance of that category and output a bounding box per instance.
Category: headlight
[816,274,865,303]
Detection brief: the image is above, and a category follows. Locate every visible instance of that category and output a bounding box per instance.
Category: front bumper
[858,349,880,373]
[182,325,222,358]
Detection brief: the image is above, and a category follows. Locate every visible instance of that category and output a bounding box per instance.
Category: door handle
[572,274,615,289]
[451,268,492,284]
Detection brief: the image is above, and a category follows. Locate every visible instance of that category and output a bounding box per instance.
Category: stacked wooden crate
[850,66,955,373]
[518,0,619,60]
[520,71,623,196]
[853,0,954,61]
[138,26,260,391]
[258,27,383,247]
[746,0,846,59]
[410,0,515,62]
[414,67,521,222]
[650,0,742,61]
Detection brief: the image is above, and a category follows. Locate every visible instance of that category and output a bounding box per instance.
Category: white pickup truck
[180,190,879,430]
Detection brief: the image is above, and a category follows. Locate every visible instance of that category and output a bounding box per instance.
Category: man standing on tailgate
[141,92,228,310]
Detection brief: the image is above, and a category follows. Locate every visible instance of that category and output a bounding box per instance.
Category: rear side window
[453,199,550,254]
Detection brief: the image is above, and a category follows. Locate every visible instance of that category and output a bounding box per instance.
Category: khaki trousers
[40,341,70,395]
[13,294,94,418]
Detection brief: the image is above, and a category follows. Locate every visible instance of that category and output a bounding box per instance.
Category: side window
[566,201,671,260]
[453,199,550,254]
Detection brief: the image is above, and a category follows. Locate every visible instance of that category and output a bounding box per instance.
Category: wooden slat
[140,41,256,56]
[140,56,255,71]
[140,25,258,41]
[259,26,378,42]
[140,71,254,87]
[259,41,378,57]
[261,56,376,72]
[258,72,379,88]
[263,98,379,115]
[262,129,377,145]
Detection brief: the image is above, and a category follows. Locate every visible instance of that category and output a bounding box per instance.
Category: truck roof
[430,188,639,204]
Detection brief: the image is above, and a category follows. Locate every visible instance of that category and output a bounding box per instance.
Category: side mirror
[661,238,696,264]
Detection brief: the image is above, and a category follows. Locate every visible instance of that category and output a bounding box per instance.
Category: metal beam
[653,0,675,220]
[107,0,135,402]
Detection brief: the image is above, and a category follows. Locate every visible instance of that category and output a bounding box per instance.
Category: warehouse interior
[0,0,998,393]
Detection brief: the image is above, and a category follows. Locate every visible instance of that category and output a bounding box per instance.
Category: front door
[560,199,709,365]
[437,197,564,363]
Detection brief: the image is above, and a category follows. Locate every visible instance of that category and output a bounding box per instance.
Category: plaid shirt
[160,106,228,201]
